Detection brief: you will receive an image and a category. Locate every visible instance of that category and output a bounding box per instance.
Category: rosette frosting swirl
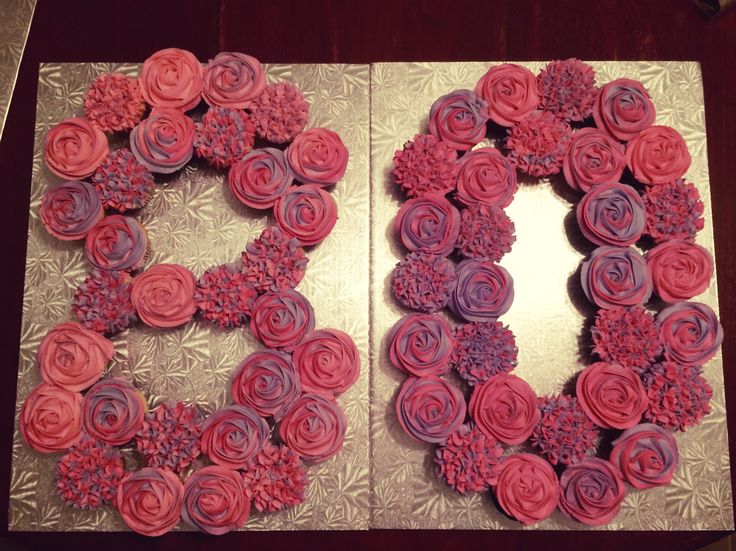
[140,48,203,111]
[116,467,184,537]
[274,184,338,246]
[576,182,646,247]
[395,195,460,255]
[469,373,539,445]
[202,51,266,109]
[593,79,655,142]
[449,259,514,322]
[293,329,360,397]
[20,383,83,453]
[455,147,517,208]
[228,147,293,209]
[396,375,466,444]
[474,63,539,127]
[559,458,627,525]
[249,289,315,349]
[279,393,346,462]
[580,246,652,309]
[131,264,197,328]
[201,405,269,469]
[38,321,113,392]
[388,313,454,377]
[84,215,148,272]
[286,127,349,185]
[181,466,250,535]
[626,125,692,185]
[610,423,679,489]
[647,240,713,303]
[40,181,103,241]
[82,378,146,446]
[563,128,626,193]
[658,301,723,365]
[494,454,560,525]
[576,362,648,429]
[231,350,301,420]
[130,108,195,174]
[44,117,109,180]
[428,89,489,151]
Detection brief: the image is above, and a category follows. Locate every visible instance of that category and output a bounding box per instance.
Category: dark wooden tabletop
[1,0,734,549]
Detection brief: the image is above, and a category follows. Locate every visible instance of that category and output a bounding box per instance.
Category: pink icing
[84,214,148,272]
[279,393,346,462]
[292,329,360,397]
[610,423,679,489]
[493,453,560,525]
[20,383,83,453]
[181,466,249,535]
[455,147,517,208]
[228,147,293,209]
[131,264,197,328]
[44,117,109,180]
[388,313,454,377]
[626,125,692,184]
[273,184,338,246]
[475,64,539,127]
[286,127,349,185]
[130,108,195,174]
[200,405,269,469]
[140,48,203,111]
[593,79,655,142]
[117,467,184,537]
[657,301,723,366]
[576,362,648,429]
[647,240,713,303]
[249,289,315,349]
[563,128,626,193]
[231,350,301,420]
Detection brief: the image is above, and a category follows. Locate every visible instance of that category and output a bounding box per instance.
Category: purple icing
[40,181,103,241]
[396,375,466,444]
[449,259,514,322]
[580,246,652,309]
[576,183,646,247]
[657,301,723,365]
[428,89,489,151]
[394,195,460,256]
[84,215,148,271]
[229,147,293,209]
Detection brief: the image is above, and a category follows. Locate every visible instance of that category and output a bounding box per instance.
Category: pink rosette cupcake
[395,375,466,444]
[40,181,103,241]
[537,58,597,122]
[435,424,503,494]
[505,110,572,177]
[82,378,146,446]
[395,195,460,255]
[20,383,83,453]
[580,246,652,309]
[658,301,723,366]
[44,117,109,180]
[242,443,308,513]
[130,108,195,174]
[274,184,338,246]
[241,225,307,293]
[647,240,713,303]
[559,458,626,525]
[475,63,540,127]
[92,148,155,212]
[610,423,679,489]
[279,393,346,462]
[576,362,648,430]
[84,73,146,133]
[38,321,113,392]
[140,48,203,111]
[293,329,360,397]
[451,321,517,386]
[428,89,489,151]
[392,252,456,313]
[228,148,293,209]
[450,259,514,323]
[576,182,646,247]
[84,215,148,272]
[456,204,516,262]
[249,289,315,349]
[493,453,560,525]
[131,264,197,328]
[201,405,269,469]
[202,51,266,109]
[194,106,255,168]
[593,79,655,142]
[117,467,184,537]
[455,147,517,208]
[231,350,301,420]
[563,128,626,193]
[469,373,539,445]
[181,466,250,535]
[643,179,704,243]
[286,127,349,185]
[591,306,662,370]
[531,395,598,466]
[194,264,257,328]
[250,82,309,144]
[392,134,459,198]
[626,126,692,184]
[388,313,454,378]
[73,268,137,334]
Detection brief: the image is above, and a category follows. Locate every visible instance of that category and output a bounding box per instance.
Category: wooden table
[1,0,733,548]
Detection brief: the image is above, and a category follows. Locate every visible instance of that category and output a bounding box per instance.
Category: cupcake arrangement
[22,48,359,536]
[388,59,722,526]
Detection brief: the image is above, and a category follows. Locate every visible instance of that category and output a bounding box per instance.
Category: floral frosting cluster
[388,59,721,526]
[23,48,358,536]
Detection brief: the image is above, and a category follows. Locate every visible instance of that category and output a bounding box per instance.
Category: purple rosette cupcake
[202,51,266,109]
[231,350,301,420]
[82,378,146,446]
[593,79,655,142]
[559,458,627,525]
[580,246,652,309]
[576,182,646,247]
[563,128,626,193]
[395,195,460,256]
[84,215,148,272]
[274,184,338,246]
[387,313,455,377]
[657,301,723,366]
[449,259,513,322]
[249,289,315,349]
[130,108,195,174]
[392,252,456,313]
[40,181,103,241]
[396,375,466,444]
[428,89,488,151]
[610,423,679,489]
[181,466,250,535]
[229,147,293,209]
[200,405,269,469]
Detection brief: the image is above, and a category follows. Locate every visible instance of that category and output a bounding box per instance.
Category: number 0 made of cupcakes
[23,48,360,536]
[387,60,722,526]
